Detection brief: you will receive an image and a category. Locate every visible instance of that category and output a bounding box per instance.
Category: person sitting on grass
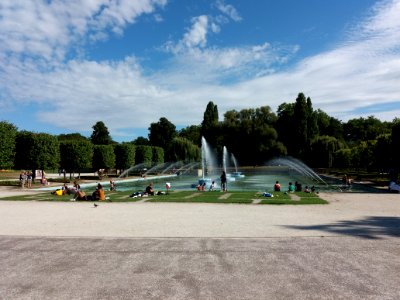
[288,182,295,192]
[145,183,155,196]
[74,190,87,201]
[92,183,105,201]
[274,181,281,192]
[209,181,215,191]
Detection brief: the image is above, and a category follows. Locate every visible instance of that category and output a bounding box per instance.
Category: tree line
[1,92,400,176]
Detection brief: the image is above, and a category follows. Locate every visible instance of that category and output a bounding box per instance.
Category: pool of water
[114,167,381,193]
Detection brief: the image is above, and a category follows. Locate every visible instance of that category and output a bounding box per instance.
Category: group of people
[195,171,227,192]
[274,180,317,193]
[19,171,33,188]
[52,182,106,201]
[130,182,166,198]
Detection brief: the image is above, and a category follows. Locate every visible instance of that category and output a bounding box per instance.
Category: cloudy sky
[0,0,399,141]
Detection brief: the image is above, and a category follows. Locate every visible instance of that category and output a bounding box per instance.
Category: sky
[0,0,399,142]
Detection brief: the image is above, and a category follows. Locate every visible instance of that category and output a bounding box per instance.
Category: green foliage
[391,120,400,170]
[135,145,153,166]
[374,134,392,169]
[202,101,219,130]
[169,137,201,162]
[58,133,88,142]
[148,117,176,149]
[334,148,353,168]
[221,106,285,165]
[114,143,135,170]
[309,135,341,168]
[60,140,93,172]
[90,121,113,145]
[14,131,60,170]
[344,116,390,144]
[152,146,164,164]
[0,121,18,169]
[132,136,150,145]
[178,125,201,146]
[92,145,115,170]
[351,141,376,169]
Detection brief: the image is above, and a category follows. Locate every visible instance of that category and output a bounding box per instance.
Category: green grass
[0,189,327,205]
[147,191,254,203]
[259,191,327,205]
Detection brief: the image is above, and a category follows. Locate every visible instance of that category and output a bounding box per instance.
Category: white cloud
[183,15,209,48]
[1,0,400,140]
[215,0,242,22]
[0,0,167,61]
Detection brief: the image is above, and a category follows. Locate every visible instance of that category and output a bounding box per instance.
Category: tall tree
[14,131,60,178]
[90,121,112,145]
[0,121,18,169]
[148,117,176,160]
[92,145,115,173]
[391,119,400,171]
[221,106,285,165]
[293,93,309,158]
[60,140,93,178]
[201,101,220,149]
[114,143,135,173]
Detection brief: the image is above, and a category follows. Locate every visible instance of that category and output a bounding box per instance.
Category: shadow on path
[285,216,400,239]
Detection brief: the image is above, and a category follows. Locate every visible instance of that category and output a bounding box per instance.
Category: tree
[308,136,341,168]
[334,148,353,168]
[90,121,112,145]
[60,140,93,178]
[374,134,392,170]
[391,120,400,170]
[152,147,164,164]
[58,133,88,142]
[132,136,150,145]
[293,93,310,158]
[276,102,295,155]
[202,101,219,130]
[0,121,18,169]
[135,145,153,166]
[344,116,388,144]
[169,137,201,162]
[178,125,201,146]
[114,143,135,173]
[221,106,285,165]
[315,110,344,140]
[92,145,115,174]
[149,117,176,149]
[201,101,219,146]
[14,132,60,179]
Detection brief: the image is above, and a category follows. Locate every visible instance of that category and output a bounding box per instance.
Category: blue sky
[0,0,399,142]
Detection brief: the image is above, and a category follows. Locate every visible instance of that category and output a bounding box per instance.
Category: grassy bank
[0,189,328,204]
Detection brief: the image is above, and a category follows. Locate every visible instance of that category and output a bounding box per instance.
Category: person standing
[220,171,227,192]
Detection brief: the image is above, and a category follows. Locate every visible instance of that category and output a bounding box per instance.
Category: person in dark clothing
[220,171,227,192]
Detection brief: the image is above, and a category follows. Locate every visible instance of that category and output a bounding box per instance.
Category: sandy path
[0,191,399,238]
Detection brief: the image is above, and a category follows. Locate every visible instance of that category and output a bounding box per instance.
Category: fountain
[200,137,218,178]
[223,147,244,179]
[267,157,327,185]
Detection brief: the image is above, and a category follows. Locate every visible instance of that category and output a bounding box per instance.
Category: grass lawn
[0,189,328,205]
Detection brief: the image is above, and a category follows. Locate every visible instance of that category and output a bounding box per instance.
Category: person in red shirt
[274,181,281,192]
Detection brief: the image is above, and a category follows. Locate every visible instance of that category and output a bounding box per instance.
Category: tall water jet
[222,146,229,173]
[231,153,238,173]
[201,137,217,178]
